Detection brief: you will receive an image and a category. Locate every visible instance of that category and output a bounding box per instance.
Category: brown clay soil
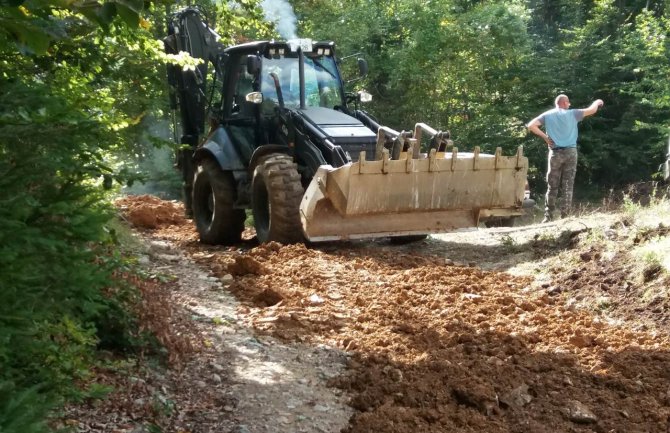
[106,195,670,433]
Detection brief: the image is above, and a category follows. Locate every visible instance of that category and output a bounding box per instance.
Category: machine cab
[221,40,345,118]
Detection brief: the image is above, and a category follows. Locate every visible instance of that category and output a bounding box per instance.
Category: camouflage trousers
[545,147,578,218]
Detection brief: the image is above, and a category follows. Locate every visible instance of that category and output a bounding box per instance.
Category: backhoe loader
[164,8,529,244]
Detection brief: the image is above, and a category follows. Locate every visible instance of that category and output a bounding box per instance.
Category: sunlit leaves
[630,11,669,59]
[162,50,204,71]
[620,10,670,114]
[0,0,146,54]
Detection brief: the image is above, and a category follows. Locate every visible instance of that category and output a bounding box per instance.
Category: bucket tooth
[428,148,437,172]
[516,145,524,169]
[382,148,390,173]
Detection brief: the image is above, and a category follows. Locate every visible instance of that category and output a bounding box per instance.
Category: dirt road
[100,195,670,433]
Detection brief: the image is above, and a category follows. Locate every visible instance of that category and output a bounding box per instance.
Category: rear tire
[192,159,245,245]
[252,153,304,244]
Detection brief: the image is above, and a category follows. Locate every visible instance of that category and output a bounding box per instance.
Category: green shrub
[0,46,149,428]
[0,382,52,433]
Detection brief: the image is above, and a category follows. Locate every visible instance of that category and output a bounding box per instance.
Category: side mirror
[357,58,368,77]
[247,55,261,75]
[341,53,368,84]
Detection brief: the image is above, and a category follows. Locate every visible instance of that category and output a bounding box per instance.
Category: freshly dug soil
[115,195,187,229]
[116,195,670,433]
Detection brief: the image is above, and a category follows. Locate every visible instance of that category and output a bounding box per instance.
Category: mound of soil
[115,195,186,229]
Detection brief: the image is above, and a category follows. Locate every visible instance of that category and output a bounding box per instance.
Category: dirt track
[113,195,670,433]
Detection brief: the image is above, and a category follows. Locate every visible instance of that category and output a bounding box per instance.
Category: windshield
[260,54,343,112]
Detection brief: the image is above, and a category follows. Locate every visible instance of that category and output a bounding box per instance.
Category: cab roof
[224,40,336,56]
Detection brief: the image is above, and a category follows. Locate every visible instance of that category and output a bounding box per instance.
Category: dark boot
[541,212,553,224]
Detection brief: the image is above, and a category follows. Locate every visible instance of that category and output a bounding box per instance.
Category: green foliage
[0,0,151,427]
[0,0,275,429]
[212,0,275,43]
[10,319,99,396]
[0,383,51,433]
[0,68,116,395]
[0,0,146,55]
[499,234,520,252]
[0,68,126,404]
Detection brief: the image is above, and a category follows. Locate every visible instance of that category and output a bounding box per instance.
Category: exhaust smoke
[261,0,298,40]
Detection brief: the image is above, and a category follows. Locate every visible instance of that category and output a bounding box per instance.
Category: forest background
[1,0,669,431]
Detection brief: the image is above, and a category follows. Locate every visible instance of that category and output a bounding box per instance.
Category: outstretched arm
[580,99,604,117]
[527,118,554,148]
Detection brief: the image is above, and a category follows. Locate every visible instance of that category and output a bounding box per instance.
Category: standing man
[527,94,604,223]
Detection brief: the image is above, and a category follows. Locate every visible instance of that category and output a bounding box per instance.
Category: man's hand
[527,119,554,147]
[582,99,604,117]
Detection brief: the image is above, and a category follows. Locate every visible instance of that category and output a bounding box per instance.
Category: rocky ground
[65,195,670,433]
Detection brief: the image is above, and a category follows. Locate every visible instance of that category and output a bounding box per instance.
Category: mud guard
[194,128,246,171]
[300,147,528,241]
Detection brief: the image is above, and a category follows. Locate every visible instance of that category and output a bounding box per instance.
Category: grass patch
[499,234,519,251]
[623,196,670,276]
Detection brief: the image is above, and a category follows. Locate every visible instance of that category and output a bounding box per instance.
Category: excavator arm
[163,8,224,213]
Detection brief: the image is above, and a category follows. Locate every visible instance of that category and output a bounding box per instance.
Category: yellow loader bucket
[300,144,529,242]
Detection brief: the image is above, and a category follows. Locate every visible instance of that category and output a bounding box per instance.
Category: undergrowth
[0,80,189,431]
[0,15,196,432]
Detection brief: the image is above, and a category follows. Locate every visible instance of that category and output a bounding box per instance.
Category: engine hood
[299,107,377,143]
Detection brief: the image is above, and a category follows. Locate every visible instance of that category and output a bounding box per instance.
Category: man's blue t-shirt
[535,108,584,148]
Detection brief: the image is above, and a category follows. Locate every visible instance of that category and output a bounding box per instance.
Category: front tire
[252,153,304,244]
[192,159,245,245]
